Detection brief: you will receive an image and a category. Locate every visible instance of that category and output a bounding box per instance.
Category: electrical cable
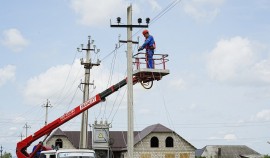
[100,0,182,62]
[110,87,127,123]
[102,46,118,119]
[65,86,80,112]
[10,50,80,134]
[95,48,118,120]
[106,41,137,121]
[9,0,182,143]
[106,87,122,121]
[53,69,83,107]
[52,50,79,106]
[157,82,190,152]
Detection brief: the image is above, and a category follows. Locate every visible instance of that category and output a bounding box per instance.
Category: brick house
[45,123,196,158]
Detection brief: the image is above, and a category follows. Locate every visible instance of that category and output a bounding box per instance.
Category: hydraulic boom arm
[16,77,138,158]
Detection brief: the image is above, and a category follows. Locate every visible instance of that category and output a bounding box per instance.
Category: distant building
[45,123,196,158]
[195,145,262,158]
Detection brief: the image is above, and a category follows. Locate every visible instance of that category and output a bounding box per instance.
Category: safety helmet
[142,29,149,35]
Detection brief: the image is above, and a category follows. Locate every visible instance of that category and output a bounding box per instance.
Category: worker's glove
[138,46,143,51]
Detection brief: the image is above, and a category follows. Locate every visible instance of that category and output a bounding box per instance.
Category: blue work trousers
[146,50,154,69]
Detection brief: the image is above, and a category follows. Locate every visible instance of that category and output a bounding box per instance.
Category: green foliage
[2,152,12,158]
[264,155,270,158]
[195,157,206,158]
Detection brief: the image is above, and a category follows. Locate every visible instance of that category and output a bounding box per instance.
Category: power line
[52,50,79,106]
[102,46,119,120]
[151,0,181,24]
[101,0,182,62]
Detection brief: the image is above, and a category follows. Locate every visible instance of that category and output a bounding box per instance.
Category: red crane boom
[16,77,138,158]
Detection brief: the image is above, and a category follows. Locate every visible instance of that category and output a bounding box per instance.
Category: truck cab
[40,149,96,158]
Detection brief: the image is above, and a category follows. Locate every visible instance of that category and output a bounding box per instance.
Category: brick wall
[123,132,195,158]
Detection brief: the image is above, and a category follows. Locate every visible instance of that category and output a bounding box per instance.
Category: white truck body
[40,149,96,158]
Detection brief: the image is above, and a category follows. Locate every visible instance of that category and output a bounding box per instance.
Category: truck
[40,149,96,158]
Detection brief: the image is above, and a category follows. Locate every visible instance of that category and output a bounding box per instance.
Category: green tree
[264,155,270,158]
[2,151,12,158]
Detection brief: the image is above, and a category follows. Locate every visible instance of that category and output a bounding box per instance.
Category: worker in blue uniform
[138,29,156,69]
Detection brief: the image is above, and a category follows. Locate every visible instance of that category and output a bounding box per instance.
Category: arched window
[150,136,159,148]
[55,138,63,148]
[166,136,174,147]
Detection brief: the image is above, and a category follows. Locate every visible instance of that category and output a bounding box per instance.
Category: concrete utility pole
[23,123,31,138]
[43,99,52,126]
[126,6,134,157]
[110,5,149,157]
[79,36,100,149]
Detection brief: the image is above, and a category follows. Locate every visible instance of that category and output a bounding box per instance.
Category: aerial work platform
[133,53,170,88]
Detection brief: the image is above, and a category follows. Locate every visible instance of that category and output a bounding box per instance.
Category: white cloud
[147,0,161,11]
[209,136,220,140]
[252,60,270,83]
[23,60,84,105]
[70,0,128,27]
[0,65,16,87]
[9,127,17,131]
[1,28,29,52]
[207,36,255,82]
[183,0,225,22]
[207,36,270,86]
[256,109,270,121]
[223,133,237,141]
[138,108,150,114]
[23,59,125,106]
[169,77,186,89]
[12,116,26,124]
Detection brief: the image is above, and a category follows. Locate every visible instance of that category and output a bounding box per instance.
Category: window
[150,136,159,148]
[55,138,63,148]
[165,137,174,147]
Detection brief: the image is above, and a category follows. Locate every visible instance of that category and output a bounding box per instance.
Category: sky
[0,0,270,156]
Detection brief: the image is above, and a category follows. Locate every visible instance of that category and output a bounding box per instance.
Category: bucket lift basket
[133,52,170,83]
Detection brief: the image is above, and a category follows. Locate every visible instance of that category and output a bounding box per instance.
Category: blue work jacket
[142,35,155,50]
